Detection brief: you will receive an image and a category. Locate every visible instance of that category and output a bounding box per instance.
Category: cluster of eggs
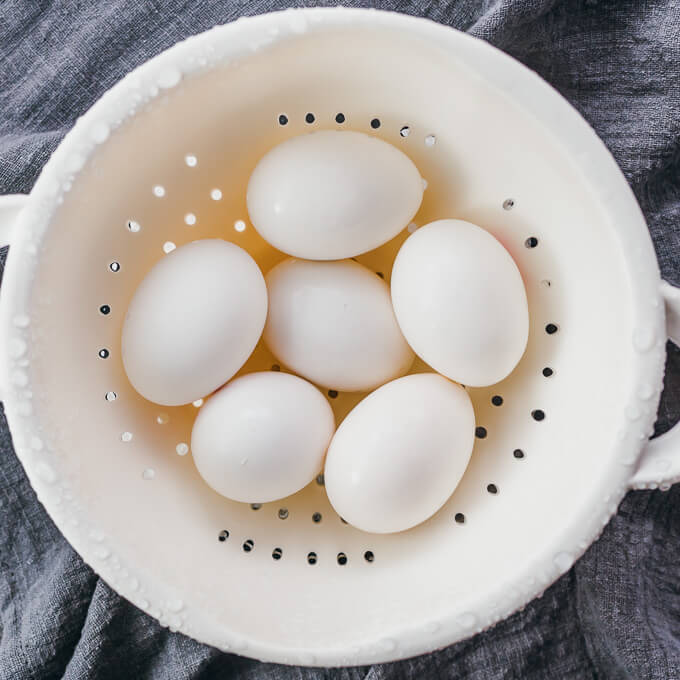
[122,130,529,534]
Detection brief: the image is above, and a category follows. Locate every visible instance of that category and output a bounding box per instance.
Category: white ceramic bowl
[0,8,678,667]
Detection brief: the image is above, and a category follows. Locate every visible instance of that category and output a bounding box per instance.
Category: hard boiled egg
[247,130,423,260]
[191,372,335,503]
[391,219,529,387]
[325,374,475,534]
[264,258,414,391]
[122,239,267,406]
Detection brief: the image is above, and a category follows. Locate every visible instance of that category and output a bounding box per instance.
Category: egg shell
[324,373,475,534]
[391,219,529,387]
[264,258,414,392]
[247,130,423,260]
[122,239,267,406]
[191,372,335,503]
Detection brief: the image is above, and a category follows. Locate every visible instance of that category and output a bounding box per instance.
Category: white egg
[122,239,267,406]
[325,374,475,534]
[391,219,529,387]
[247,130,423,260]
[191,372,335,503]
[264,258,414,392]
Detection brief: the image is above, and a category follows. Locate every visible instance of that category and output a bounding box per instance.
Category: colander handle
[629,281,680,490]
[0,194,27,248]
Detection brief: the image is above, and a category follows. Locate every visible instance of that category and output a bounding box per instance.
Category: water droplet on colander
[158,66,182,89]
[625,403,642,421]
[35,461,57,484]
[94,546,111,560]
[90,122,110,144]
[632,328,655,352]
[156,413,169,425]
[167,598,184,613]
[234,219,246,232]
[638,383,655,400]
[105,391,117,402]
[142,468,155,480]
[184,213,197,226]
[421,178,428,190]
[240,457,248,466]
[153,185,166,198]
[424,134,436,147]
[30,436,43,451]
[9,338,27,359]
[121,431,133,442]
[13,315,30,328]
[12,370,28,387]
[176,442,189,456]
[184,154,197,167]
[457,612,477,629]
[553,551,574,571]
[127,220,141,233]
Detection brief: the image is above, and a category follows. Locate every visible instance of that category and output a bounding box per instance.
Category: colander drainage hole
[328,389,338,399]
[234,220,246,232]
[109,261,120,272]
[278,114,288,126]
[305,112,315,124]
[218,530,229,542]
[337,552,348,565]
[251,503,262,511]
[503,198,515,210]
[543,367,554,377]
[370,118,381,129]
[491,395,503,406]
[316,473,325,486]
[376,271,385,279]
[400,126,411,138]
[98,349,109,359]
[545,323,559,335]
[271,364,281,372]
[454,513,465,524]
[105,391,117,402]
[335,113,346,124]
[126,220,141,233]
[364,551,375,563]
[532,409,546,422]
[487,483,499,495]
[513,449,525,459]
[210,188,223,201]
[525,237,539,249]
[475,426,487,439]
[272,547,282,560]
[307,552,317,565]
[243,539,254,552]
[312,512,322,523]
[278,508,289,520]
[99,305,111,315]
[163,241,176,254]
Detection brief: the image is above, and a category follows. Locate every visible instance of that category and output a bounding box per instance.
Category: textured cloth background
[1,1,679,678]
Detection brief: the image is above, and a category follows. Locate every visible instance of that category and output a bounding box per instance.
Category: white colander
[1,7,679,668]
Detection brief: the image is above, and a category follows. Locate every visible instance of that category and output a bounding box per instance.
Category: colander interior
[23,23,636,659]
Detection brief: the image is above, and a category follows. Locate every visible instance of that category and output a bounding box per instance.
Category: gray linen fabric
[1,1,679,678]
